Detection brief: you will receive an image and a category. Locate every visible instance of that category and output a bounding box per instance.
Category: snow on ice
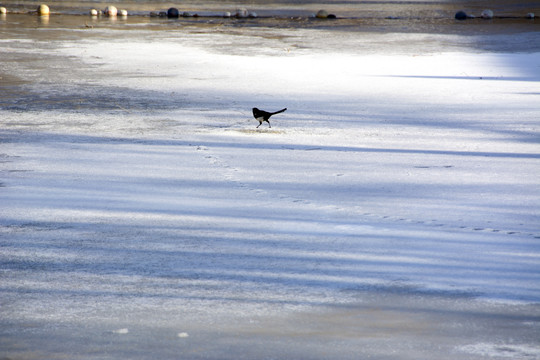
[1,24,539,359]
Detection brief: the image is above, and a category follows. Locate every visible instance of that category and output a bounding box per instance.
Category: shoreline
[1,0,539,38]
[1,0,539,16]
[1,13,540,56]
[1,11,539,31]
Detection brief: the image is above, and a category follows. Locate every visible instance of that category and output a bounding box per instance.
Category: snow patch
[458,343,540,358]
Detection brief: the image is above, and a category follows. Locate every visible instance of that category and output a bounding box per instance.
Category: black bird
[252,107,287,128]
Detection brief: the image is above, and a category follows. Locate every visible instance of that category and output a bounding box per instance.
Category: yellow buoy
[37,4,50,16]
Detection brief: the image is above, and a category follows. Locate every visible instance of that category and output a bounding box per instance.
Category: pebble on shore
[37,4,50,16]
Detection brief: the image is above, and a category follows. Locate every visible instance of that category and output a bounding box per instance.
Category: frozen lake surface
[1,10,540,360]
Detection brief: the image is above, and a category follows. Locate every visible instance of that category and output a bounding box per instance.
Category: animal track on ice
[194,145,538,239]
[195,145,268,196]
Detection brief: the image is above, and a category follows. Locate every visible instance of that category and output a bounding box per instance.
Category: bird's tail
[271,108,287,115]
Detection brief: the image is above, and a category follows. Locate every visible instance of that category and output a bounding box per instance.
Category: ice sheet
[1,20,539,360]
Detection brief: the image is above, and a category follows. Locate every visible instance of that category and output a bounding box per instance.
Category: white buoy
[119,9,128,16]
[526,12,535,19]
[223,11,231,18]
[0,7,7,14]
[104,6,117,17]
[90,9,98,16]
[481,9,493,19]
[236,8,248,18]
[316,10,329,19]
[177,332,189,338]
[37,4,50,15]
